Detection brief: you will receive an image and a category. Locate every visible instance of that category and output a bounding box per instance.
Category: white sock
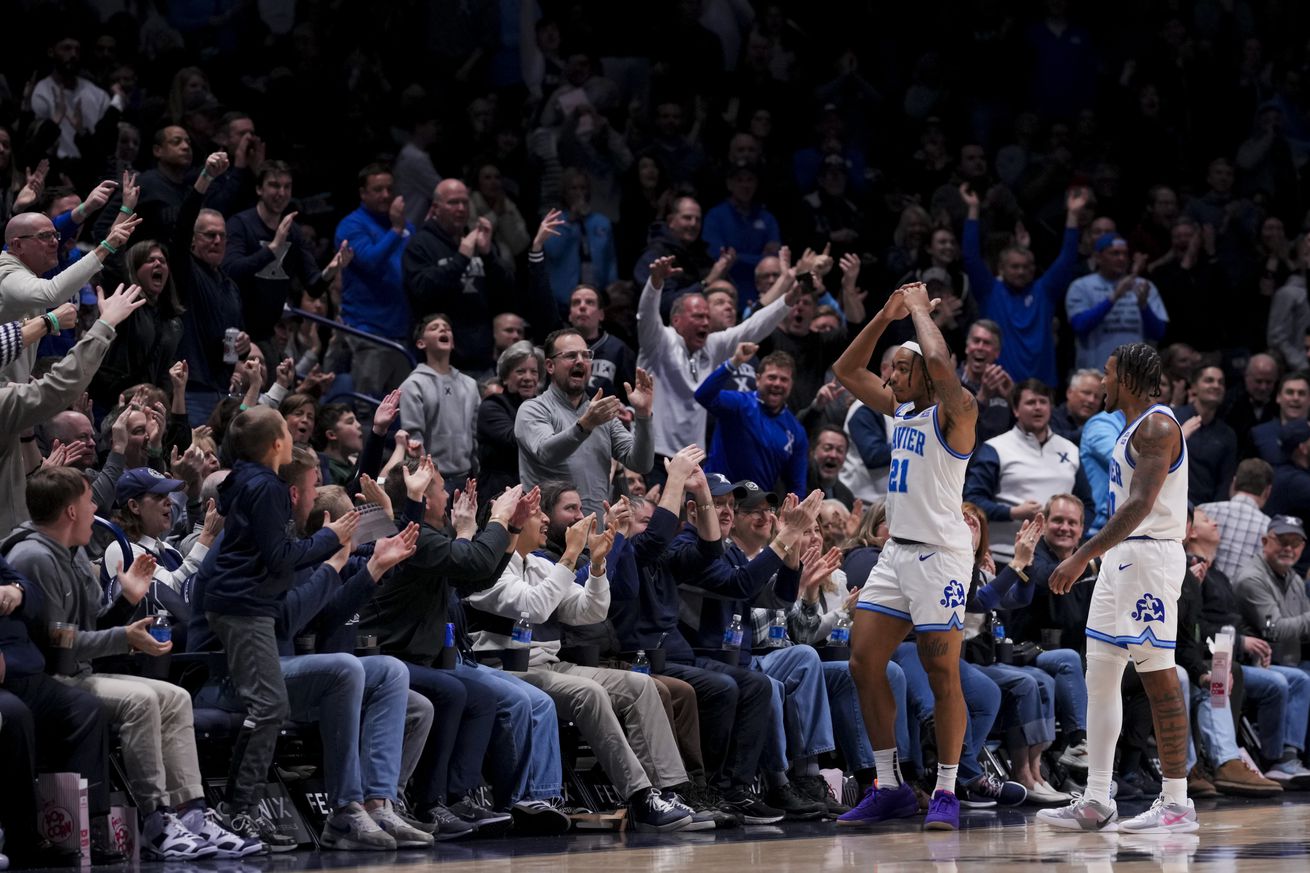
[935,763,958,795]
[1084,646,1130,805]
[874,748,899,789]
[1162,776,1188,806]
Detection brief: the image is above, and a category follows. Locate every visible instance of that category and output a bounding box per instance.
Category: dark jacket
[89,302,184,410]
[670,530,800,667]
[476,392,526,504]
[172,188,245,394]
[198,461,341,617]
[403,220,514,373]
[1007,539,1097,654]
[633,224,715,322]
[0,555,47,677]
[356,516,511,666]
[607,507,683,653]
[223,207,321,340]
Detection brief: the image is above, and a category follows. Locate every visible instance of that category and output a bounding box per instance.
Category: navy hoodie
[0,555,47,676]
[199,460,341,617]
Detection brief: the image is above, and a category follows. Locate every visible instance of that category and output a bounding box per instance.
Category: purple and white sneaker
[836,782,918,827]
[923,790,959,831]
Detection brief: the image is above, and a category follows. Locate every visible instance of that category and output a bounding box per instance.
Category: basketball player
[831,281,977,831]
[1038,343,1196,834]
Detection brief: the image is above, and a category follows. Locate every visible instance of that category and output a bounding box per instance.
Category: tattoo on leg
[921,637,949,658]
[1149,683,1190,778]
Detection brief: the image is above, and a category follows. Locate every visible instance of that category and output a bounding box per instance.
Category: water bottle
[993,616,1012,664]
[992,620,1006,642]
[149,610,172,644]
[722,613,744,651]
[511,612,532,647]
[830,610,852,648]
[768,609,788,646]
[1266,614,1277,642]
[632,650,651,674]
[445,622,456,648]
[1210,625,1235,709]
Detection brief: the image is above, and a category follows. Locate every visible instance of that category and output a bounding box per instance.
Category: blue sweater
[695,361,809,494]
[542,211,617,310]
[198,461,342,617]
[962,219,1080,385]
[334,206,414,340]
[667,528,799,667]
[635,521,725,663]
[702,200,781,293]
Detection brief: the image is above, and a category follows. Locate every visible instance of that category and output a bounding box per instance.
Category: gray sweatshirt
[399,362,480,478]
[514,382,653,519]
[1232,552,1310,667]
[6,523,130,677]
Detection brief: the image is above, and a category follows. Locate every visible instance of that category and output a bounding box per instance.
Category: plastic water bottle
[149,610,171,644]
[632,650,651,674]
[511,612,532,647]
[1266,614,1277,642]
[830,610,852,647]
[445,623,456,648]
[768,609,788,646]
[1210,625,1235,709]
[992,620,1006,642]
[722,613,744,651]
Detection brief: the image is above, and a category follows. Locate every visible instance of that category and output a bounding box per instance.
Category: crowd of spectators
[6,0,1310,865]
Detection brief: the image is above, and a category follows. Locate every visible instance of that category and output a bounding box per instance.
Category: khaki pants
[64,673,203,811]
[652,674,704,778]
[520,663,688,798]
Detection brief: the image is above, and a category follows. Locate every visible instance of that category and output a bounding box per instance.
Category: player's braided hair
[1112,342,1162,399]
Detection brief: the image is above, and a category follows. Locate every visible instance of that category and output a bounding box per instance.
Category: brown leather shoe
[1187,764,1218,798]
[1213,758,1284,797]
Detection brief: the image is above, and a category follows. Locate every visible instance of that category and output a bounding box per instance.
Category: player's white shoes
[1036,796,1118,832]
[1117,794,1198,834]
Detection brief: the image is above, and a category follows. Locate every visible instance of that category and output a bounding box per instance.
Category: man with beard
[31,34,111,164]
[1051,368,1104,444]
[223,161,321,340]
[568,284,633,403]
[515,328,654,519]
[759,285,845,415]
[807,426,856,509]
[695,345,808,496]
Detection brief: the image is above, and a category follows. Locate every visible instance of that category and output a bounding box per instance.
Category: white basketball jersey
[1107,404,1188,540]
[884,403,972,550]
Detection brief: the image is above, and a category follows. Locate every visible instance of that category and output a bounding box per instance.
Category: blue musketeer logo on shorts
[939,580,965,609]
[1131,593,1166,624]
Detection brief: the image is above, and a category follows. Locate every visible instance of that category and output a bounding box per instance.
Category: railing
[286,307,417,408]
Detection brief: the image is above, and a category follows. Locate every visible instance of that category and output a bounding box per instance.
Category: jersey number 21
[888,458,911,494]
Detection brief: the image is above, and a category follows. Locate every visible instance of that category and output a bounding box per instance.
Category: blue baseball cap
[705,473,747,499]
[1279,419,1310,454]
[1093,233,1128,253]
[115,467,185,507]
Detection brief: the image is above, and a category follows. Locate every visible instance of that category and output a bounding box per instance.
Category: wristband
[1013,566,1029,583]
[200,169,210,179]
[508,525,523,534]
[119,205,134,216]
[95,318,113,331]
[44,312,59,335]
[73,204,85,221]
[98,240,117,255]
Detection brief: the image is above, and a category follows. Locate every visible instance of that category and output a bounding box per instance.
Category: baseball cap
[115,467,185,507]
[734,480,780,510]
[1268,515,1306,540]
[921,266,951,286]
[1279,419,1310,454]
[705,472,747,499]
[1093,233,1128,253]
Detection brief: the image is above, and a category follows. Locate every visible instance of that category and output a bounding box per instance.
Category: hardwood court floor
[198,796,1310,873]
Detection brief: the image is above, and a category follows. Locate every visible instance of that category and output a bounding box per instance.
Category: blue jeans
[452,660,562,807]
[755,646,835,772]
[404,662,495,808]
[1242,664,1310,756]
[820,659,908,770]
[893,642,1000,780]
[185,389,222,428]
[1192,684,1242,767]
[1035,648,1088,734]
[280,653,407,808]
[979,662,1056,749]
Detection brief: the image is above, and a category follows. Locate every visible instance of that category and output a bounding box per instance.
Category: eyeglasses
[550,350,593,361]
[738,506,775,518]
[197,231,227,241]
[12,230,60,243]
